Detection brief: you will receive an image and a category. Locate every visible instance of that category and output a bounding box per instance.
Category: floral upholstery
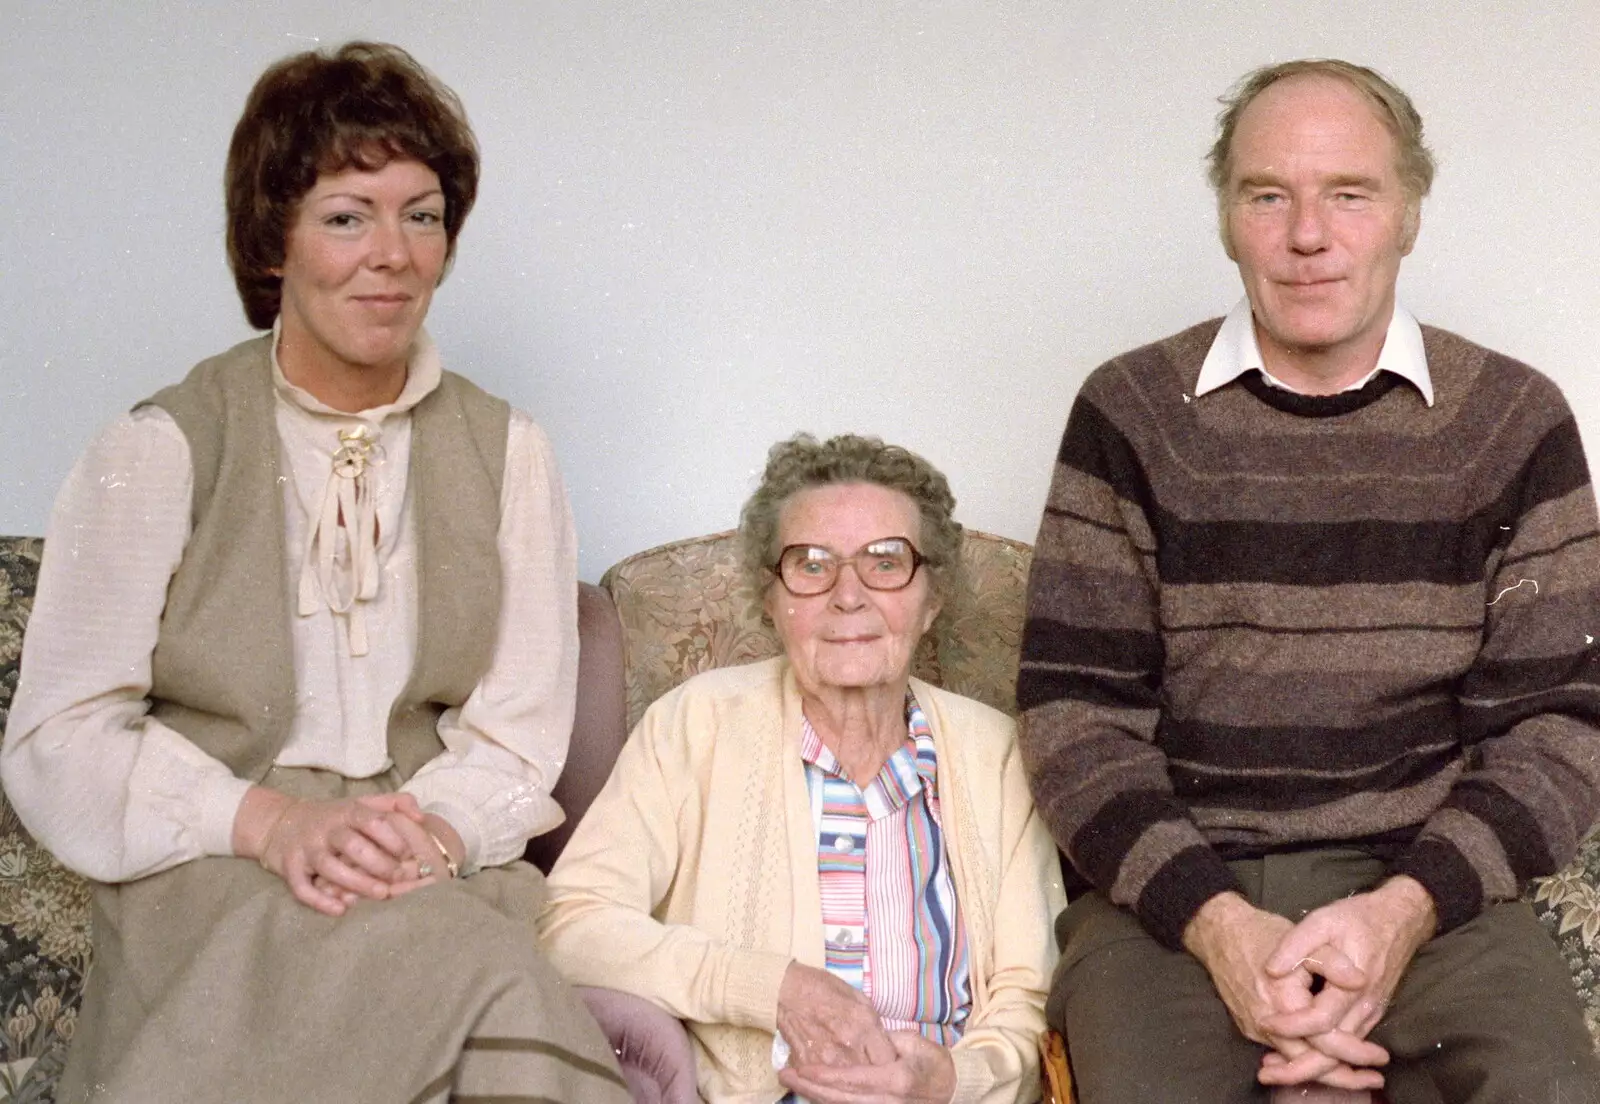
[599,528,1033,730]
[1535,827,1600,1045]
[0,539,88,1102]
[0,528,1597,1101]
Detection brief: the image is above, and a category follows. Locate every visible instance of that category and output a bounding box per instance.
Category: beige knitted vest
[136,334,509,782]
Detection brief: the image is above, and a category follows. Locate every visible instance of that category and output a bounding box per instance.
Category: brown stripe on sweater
[1171,744,1461,811]
[1041,465,1141,530]
[1135,844,1243,951]
[1111,819,1223,906]
[1442,779,1553,879]
[1160,700,1460,772]
[1072,789,1199,891]
[1025,560,1158,632]
[1163,629,1479,686]
[1421,807,1519,899]
[1193,778,1459,846]
[1148,510,1514,586]
[1163,579,1485,632]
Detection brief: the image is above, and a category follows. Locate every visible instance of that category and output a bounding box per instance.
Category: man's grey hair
[1206,59,1436,252]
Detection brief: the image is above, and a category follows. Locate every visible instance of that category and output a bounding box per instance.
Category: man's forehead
[1228,73,1399,179]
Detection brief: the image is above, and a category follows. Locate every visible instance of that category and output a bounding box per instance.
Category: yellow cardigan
[539,657,1066,1104]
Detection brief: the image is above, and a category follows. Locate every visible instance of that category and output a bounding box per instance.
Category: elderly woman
[540,433,1065,1103]
[1,42,628,1103]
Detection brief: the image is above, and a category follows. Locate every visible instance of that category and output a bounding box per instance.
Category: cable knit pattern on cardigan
[539,657,1063,1104]
[1017,319,1600,950]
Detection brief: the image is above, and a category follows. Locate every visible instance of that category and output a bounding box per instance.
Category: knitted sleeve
[1391,400,1600,934]
[1017,381,1241,950]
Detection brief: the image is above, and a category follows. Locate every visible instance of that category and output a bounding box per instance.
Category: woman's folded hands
[233,787,464,916]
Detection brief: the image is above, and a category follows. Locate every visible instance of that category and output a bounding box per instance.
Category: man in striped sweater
[1018,58,1600,1102]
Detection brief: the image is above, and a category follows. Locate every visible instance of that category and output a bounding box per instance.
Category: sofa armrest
[577,985,698,1104]
[524,582,628,874]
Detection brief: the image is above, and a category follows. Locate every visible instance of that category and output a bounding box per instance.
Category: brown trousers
[58,767,630,1104]
[1049,849,1600,1104]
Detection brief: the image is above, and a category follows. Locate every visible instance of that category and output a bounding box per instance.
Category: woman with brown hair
[2,42,628,1103]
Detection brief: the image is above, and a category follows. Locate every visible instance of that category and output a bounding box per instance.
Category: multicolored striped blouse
[799,696,972,1044]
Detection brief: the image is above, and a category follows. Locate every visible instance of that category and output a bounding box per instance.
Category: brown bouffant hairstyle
[225,41,479,329]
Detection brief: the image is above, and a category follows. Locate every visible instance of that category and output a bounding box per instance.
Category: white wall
[4,1,1597,581]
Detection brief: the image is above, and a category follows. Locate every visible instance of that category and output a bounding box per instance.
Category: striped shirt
[800,698,972,1044]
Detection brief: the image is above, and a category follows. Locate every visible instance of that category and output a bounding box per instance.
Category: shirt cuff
[949,1044,998,1104]
[202,774,257,857]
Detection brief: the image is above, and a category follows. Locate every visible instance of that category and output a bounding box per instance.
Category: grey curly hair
[738,433,964,626]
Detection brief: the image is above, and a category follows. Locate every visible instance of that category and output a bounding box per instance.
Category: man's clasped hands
[1183,875,1438,1095]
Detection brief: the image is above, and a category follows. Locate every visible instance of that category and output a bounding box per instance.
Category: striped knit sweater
[1017,318,1600,951]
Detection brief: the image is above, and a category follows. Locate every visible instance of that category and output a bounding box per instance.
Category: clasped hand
[774,962,956,1104]
[236,787,460,917]
[1185,878,1435,1093]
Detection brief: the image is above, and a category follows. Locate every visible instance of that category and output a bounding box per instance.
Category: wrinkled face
[276,158,448,401]
[765,482,941,698]
[1223,74,1415,375]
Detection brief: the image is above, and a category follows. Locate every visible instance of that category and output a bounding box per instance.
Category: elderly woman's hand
[778,1030,956,1104]
[777,962,897,1069]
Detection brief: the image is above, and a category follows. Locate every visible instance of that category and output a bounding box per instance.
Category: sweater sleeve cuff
[203,774,256,857]
[720,949,793,1032]
[1136,844,1246,951]
[1388,837,1483,935]
[948,1044,999,1104]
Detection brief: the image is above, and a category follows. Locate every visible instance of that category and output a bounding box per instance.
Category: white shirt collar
[1194,298,1433,407]
[269,317,444,420]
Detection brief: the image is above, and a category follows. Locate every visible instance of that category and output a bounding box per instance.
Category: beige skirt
[58,767,630,1104]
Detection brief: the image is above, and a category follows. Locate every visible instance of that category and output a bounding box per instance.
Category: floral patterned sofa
[2,530,1599,1101]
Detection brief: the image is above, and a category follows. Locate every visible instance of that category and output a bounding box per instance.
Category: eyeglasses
[770,536,928,596]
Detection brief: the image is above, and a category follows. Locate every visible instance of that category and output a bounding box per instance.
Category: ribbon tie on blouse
[298,424,381,656]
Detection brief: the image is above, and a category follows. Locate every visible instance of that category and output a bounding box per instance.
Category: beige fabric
[139,334,508,783]
[539,657,1066,1104]
[601,528,1033,731]
[59,766,629,1104]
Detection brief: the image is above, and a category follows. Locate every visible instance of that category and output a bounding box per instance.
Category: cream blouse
[2,330,578,881]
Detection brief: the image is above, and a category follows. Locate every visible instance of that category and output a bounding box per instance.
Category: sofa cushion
[2,528,1599,1104]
